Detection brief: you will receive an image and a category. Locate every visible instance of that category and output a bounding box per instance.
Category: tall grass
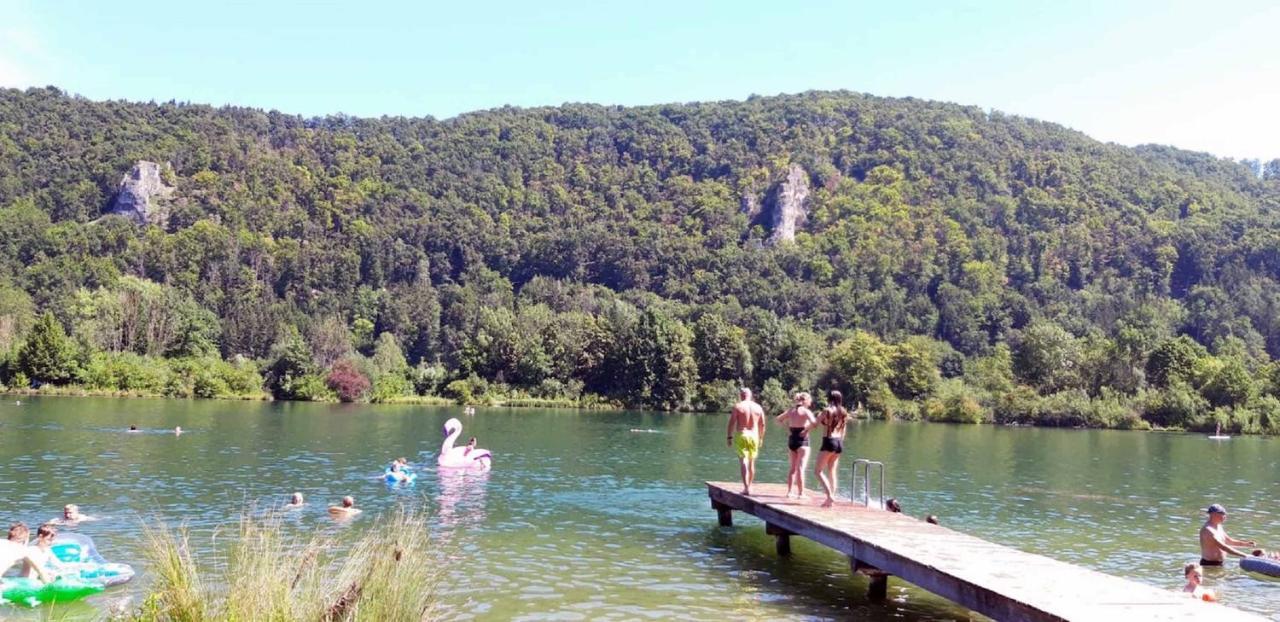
[123,508,442,622]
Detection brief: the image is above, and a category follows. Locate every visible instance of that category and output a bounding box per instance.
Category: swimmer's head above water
[7,522,28,543]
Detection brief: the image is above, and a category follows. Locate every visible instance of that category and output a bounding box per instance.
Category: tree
[1201,358,1256,408]
[1013,321,1083,393]
[1146,335,1205,388]
[610,308,698,410]
[889,340,939,399]
[327,359,371,402]
[308,316,353,369]
[17,312,77,384]
[692,313,752,383]
[369,332,409,379]
[829,331,892,404]
[265,327,316,400]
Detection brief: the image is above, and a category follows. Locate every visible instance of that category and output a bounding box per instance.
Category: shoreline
[0,386,621,411]
[2,387,1262,436]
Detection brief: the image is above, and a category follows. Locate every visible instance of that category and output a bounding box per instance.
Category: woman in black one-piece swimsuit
[775,392,816,498]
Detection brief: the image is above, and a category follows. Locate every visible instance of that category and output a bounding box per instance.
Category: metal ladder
[851,458,886,508]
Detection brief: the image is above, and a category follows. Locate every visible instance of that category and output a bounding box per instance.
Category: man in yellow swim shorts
[727,388,766,495]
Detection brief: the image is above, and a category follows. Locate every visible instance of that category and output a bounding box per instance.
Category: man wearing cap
[1199,503,1256,566]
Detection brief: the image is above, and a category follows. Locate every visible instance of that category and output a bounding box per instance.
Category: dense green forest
[3,86,1280,431]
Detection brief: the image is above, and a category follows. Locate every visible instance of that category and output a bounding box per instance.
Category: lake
[1,397,1277,620]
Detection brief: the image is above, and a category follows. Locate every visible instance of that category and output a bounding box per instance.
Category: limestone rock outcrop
[766,164,810,244]
[108,161,175,226]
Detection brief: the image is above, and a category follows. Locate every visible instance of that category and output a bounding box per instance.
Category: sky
[1,0,1277,161]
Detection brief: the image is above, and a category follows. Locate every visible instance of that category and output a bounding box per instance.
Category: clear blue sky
[2,0,1277,160]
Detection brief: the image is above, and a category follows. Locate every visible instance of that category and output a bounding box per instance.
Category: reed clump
[122,508,441,622]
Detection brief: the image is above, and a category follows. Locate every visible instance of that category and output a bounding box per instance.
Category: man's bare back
[730,399,764,436]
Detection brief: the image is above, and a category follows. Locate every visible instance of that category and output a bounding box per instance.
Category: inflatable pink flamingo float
[438,418,492,470]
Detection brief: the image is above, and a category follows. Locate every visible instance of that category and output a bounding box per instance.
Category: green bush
[1249,395,1280,434]
[924,379,987,424]
[443,375,489,405]
[1141,382,1209,429]
[409,363,448,396]
[881,395,922,421]
[993,384,1043,425]
[279,373,333,402]
[80,352,169,393]
[370,373,412,403]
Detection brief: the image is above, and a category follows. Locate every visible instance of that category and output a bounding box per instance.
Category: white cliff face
[109,161,175,226]
[768,164,810,244]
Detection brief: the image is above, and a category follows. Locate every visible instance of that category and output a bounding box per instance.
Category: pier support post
[712,499,733,526]
[765,523,793,556]
[851,558,890,601]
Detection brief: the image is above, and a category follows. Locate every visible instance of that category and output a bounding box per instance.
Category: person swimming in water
[727,388,765,496]
[328,496,361,517]
[1,523,53,583]
[815,390,855,508]
[24,524,67,579]
[285,492,305,508]
[1183,562,1217,601]
[53,503,97,525]
[775,392,816,498]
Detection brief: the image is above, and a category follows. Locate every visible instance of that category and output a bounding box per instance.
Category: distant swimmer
[128,425,139,432]
[775,392,816,499]
[727,387,765,496]
[53,503,98,525]
[1183,563,1217,601]
[926,515,940,525]
[1199,504,1255,566]
[328,496,361,517]
[174,426,182,435]
[1,523,52,583]
[285,492,304,508]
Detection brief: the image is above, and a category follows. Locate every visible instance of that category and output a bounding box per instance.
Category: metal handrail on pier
[851,458,884,508]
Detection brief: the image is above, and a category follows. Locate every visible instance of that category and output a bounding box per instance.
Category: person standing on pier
[1199,503,1255,566]
[775,392,816,498]
[727,388,765,496]
[815,390,853,508]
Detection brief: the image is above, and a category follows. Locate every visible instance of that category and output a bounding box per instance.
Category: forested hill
[3,86,1280,427]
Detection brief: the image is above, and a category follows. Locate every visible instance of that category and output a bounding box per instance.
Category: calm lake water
[1,396,1277,620]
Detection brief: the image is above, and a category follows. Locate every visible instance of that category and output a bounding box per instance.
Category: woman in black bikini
[774,392,816,498]
[815,390,854,508]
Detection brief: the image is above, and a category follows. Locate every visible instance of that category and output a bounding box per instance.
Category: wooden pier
[707,481,1264,621]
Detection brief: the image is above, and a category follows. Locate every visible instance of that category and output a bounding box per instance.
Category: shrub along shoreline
[5,376,1275,436]
[7,302,1280,435]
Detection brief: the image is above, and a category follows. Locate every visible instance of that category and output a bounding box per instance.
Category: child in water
[1183,562,1217,601]
[24,524,67,579]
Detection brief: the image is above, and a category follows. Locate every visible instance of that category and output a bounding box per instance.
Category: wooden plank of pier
[707,481,1265,622]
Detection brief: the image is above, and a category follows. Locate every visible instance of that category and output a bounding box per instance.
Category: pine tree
[18,312,78,384]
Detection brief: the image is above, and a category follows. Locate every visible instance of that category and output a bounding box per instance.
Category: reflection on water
[0,397,1277,620]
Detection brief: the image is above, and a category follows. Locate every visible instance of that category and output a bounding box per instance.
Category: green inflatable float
[0,576,103,607]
